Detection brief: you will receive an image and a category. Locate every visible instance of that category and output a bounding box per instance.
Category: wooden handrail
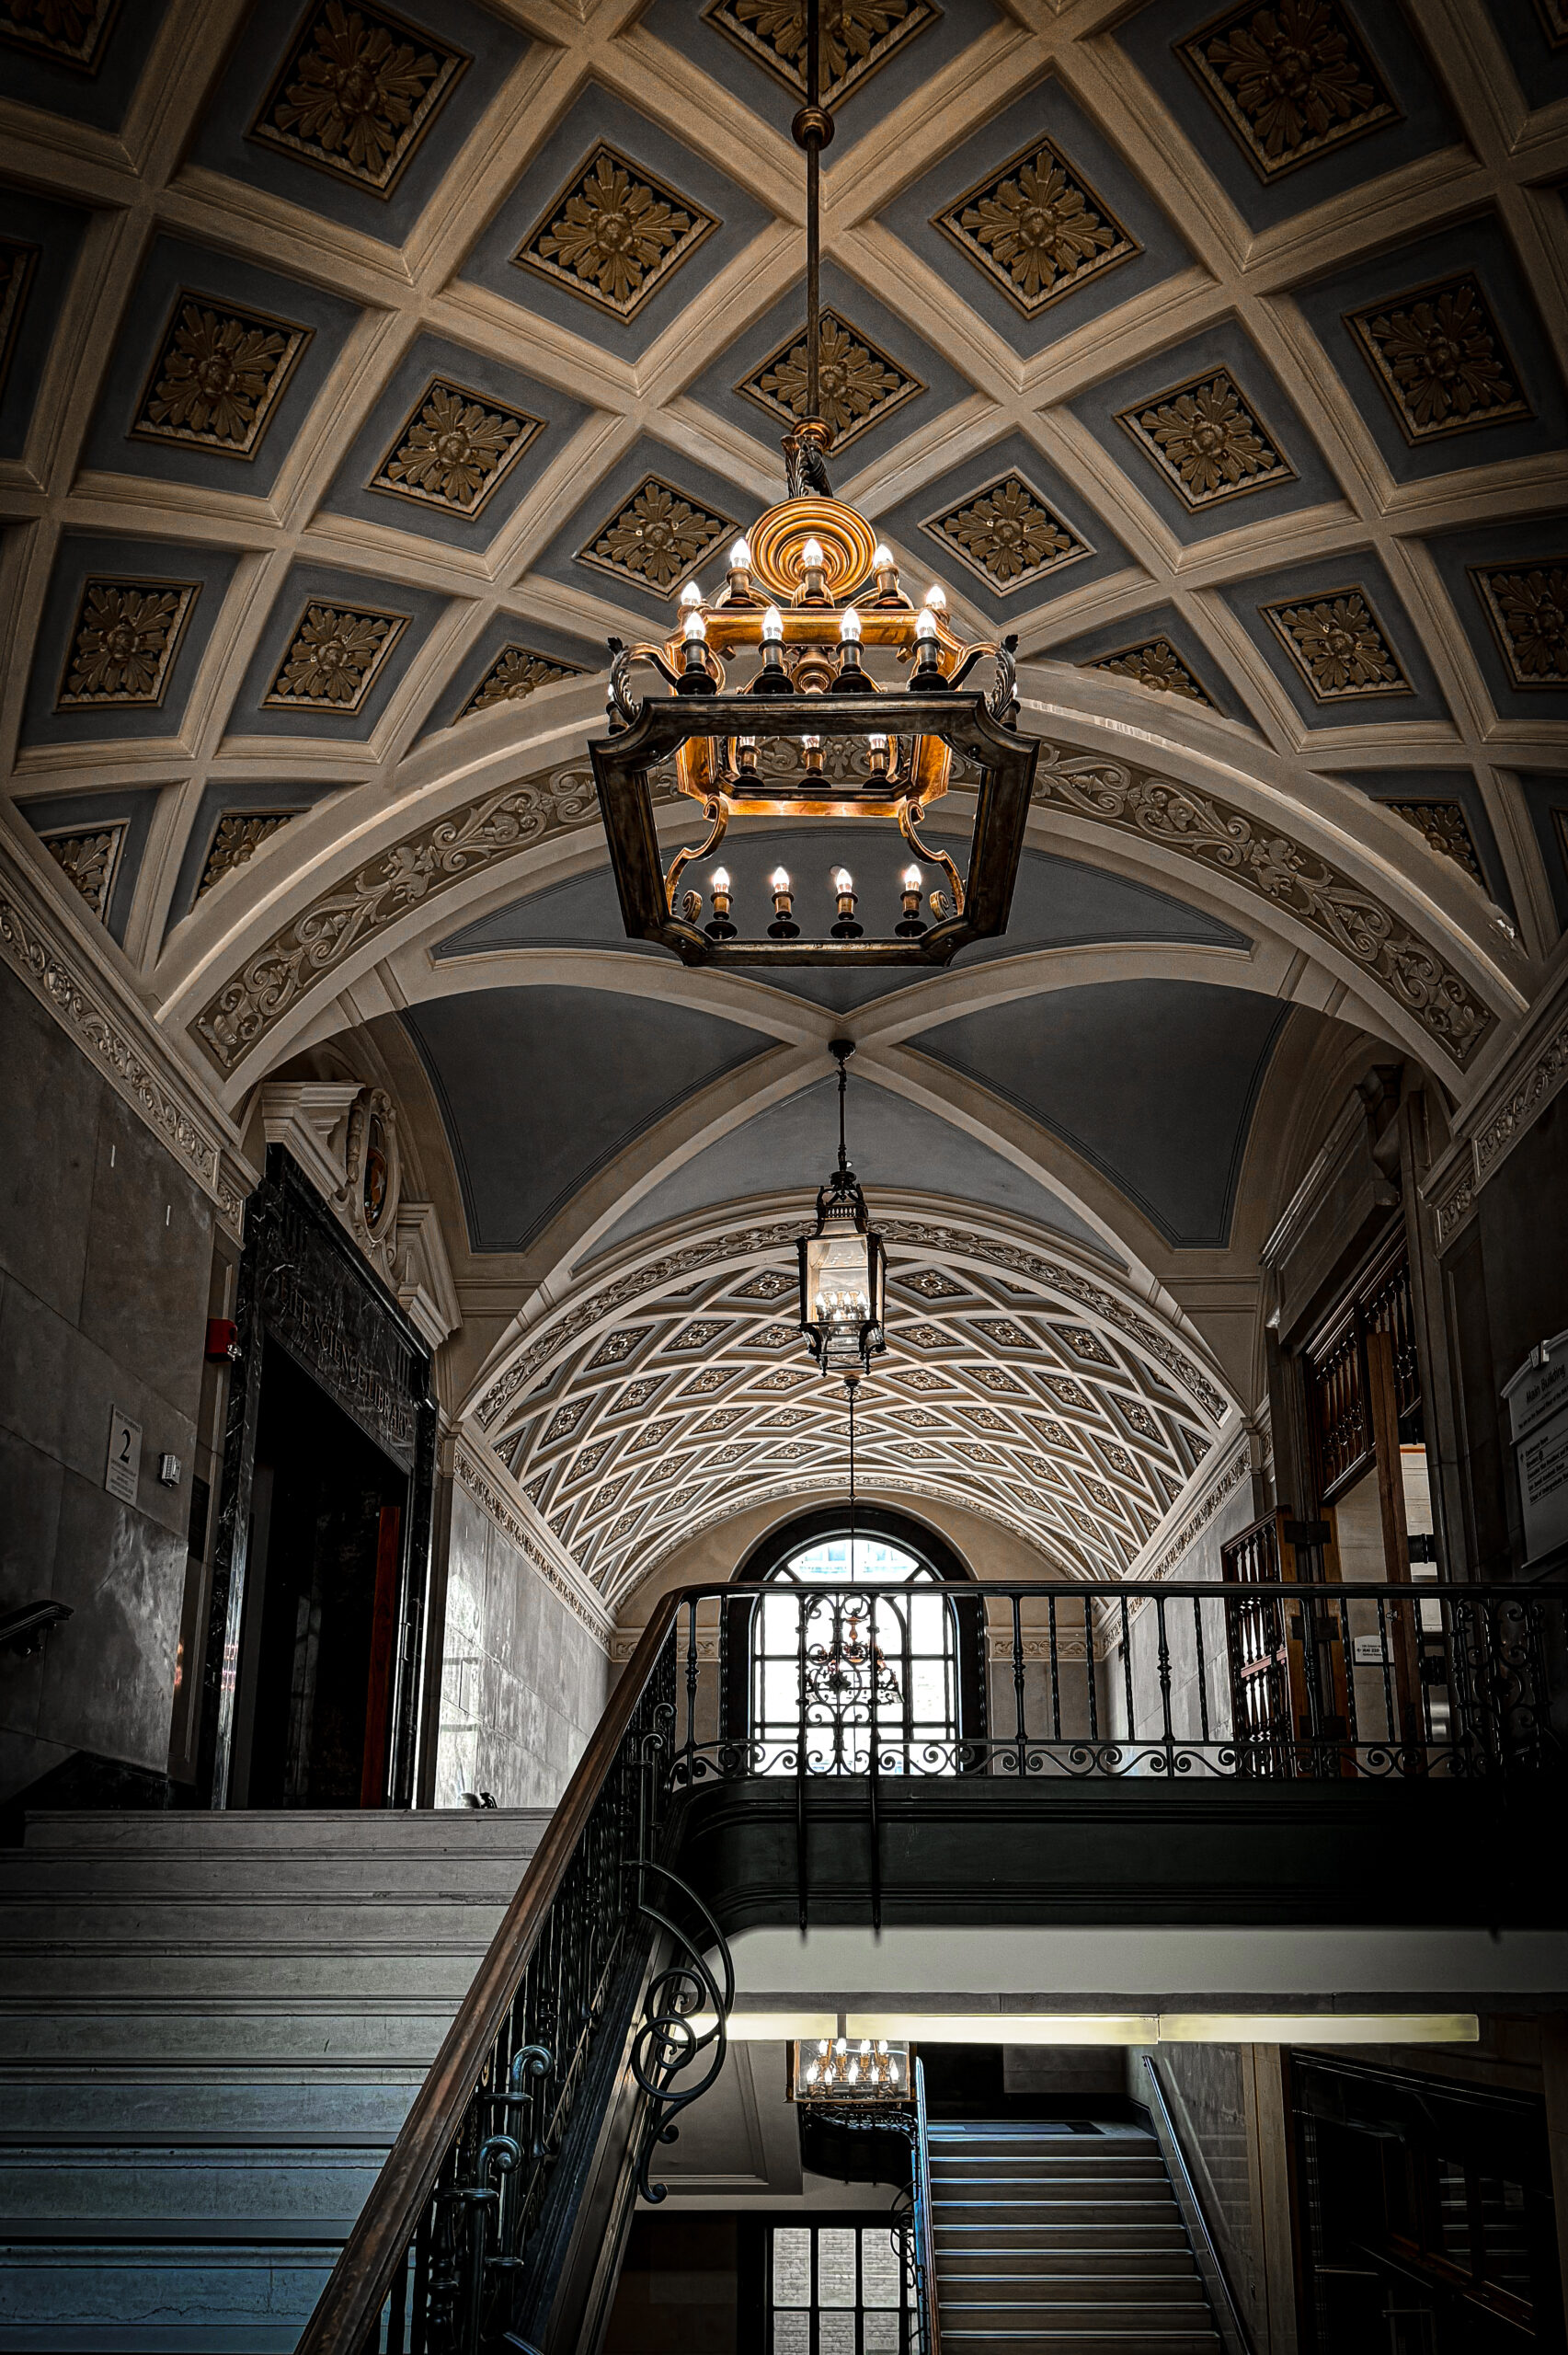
[296,1591,684,2354]
[913,2056,942,2355]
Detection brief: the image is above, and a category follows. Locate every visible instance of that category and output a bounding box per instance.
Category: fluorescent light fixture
[689,2013,838,2040]
[847,2012,1479,2046]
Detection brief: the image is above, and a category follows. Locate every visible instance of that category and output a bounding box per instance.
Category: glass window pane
[773,2229,811,2310]
[818,2228,857,2306]
[861,2231,901,2307]
[864,2315,902,2353]
[818,2315,856,2355]
[773,2315,809,2355]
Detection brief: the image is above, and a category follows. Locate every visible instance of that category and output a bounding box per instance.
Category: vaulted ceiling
[4,0,1563,1605]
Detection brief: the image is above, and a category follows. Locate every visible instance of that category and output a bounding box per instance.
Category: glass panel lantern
[797,1042,887,1381]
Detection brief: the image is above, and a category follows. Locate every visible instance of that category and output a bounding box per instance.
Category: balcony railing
[667,1579,1568,1786]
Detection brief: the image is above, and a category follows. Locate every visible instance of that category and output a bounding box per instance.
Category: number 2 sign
[105,1406,142,1505]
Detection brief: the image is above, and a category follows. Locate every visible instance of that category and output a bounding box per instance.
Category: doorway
[230,1344,406,1809]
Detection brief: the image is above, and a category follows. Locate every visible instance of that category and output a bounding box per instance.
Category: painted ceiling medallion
[923,470,1089,592]
[1177,0,1399,182]
[1087,637,1214,706]
[370,375,544,517]
[1116,366,1294,510]
[934,134,1139,318]
[1261,586,1412,700]
[1346,272,1531,445]
[514,143,718,322]
[1385,800,1483,883]
[263,601,408,712]
[56,578,200,709]
[250,0,469,196]
[0,240,39,401]
[0,0,119,69]
[133,293,312,458]
[738,309,922,453]
[703,0,936,102]
[578,474,735,595]
[459,645,586,719]
[197,812,294,900]
[1471,563,1568,690]
[39,823,127,921]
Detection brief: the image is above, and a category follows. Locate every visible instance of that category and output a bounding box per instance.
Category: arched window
[726,1508,986,1775]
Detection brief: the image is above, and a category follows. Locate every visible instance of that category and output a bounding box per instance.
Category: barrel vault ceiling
[4,0,1566,1603]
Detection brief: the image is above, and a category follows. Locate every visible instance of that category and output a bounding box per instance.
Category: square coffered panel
[418,614,604,741]
[1294,215,1568,488]
[317,334,589,551]
[1115,0,1456,236]
[876,78,1194,358]
[532,435,754,625]
[1334,769,1513,910]
[1070,318,1342,546]
[190,0,524,243]
[15,787,162,945]
[0,0,167,133]
[459,86,770,361]
[1425,515,1568,722]
[225,562,452,741]
[18,535,238,747]
[1049,604,1259,729]
[690,263,971,475]
[0,185,90,465]
[1219,552,1450,729]
[79,236,361,499]
[876,432,1138,626]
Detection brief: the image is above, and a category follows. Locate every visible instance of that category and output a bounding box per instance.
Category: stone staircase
[0,1809,550,2353]
[929,2120,1222,2353]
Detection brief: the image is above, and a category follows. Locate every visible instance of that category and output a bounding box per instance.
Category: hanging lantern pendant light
[797,1041,887,1379]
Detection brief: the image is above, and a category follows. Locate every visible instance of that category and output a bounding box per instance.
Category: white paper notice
[105,1406,142,1505]
[1519,1402,1568,1566]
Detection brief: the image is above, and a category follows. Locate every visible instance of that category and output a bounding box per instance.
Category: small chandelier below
[797,1041,886,1381]
[791,2035,910,2106]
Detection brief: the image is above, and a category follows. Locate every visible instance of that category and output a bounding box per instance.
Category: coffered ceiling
[4,0,1566,1603]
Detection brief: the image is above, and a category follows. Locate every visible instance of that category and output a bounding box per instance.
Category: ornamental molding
[1421,970,1568,1256]
[0,830,248,1239]
[1127,1432,1252,1585]
[1025,740,1496,1068]
[449,1431,612,1646]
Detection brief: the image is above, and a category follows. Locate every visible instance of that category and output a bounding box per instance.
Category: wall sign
[105,1406,142,1504]
[1503,1335,1568,1568]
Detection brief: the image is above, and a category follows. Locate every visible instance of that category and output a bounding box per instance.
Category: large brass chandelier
[590,0,1037,967]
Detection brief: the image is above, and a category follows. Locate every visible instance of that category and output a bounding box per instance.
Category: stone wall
[1111,1452,1257,1758]
[0,958,216,1804]
[435,1476,609,1809]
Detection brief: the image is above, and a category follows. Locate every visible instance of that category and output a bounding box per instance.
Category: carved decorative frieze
[370,376,543,517]
[738,309,922,452]
[1027,745,1493,1066]
[39,823,126,923]
[1177,0,1399,182]
[249,0,469,196]
[1086,638,1213,706]
[134,294,312,457]
[923,471,1088,592]
[1385,799,1483,883]
[1261,586,1411,701]
[56,578,200,709]
[189,763,641,1073]
[0,240,39,401]
[258,1078,404,1288]
[0,0,119,69]
[458,645,586,718]
[578,474,735,595]
[0,864,246,1238]
[197,812,294,901]
[1345,272,1531,445]
[264,601,407,713]
[933,134,1139,318]
[1116,366,1293,509]
[515,143,717,321]
[1473,1008,1568,1182]
[451,1436,610,1644]
[1136,1442,1251,1581]
[1470,563,1568,690]
[703,0,936,104]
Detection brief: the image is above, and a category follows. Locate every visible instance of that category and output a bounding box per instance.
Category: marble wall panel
[1140,2041,1266,2349]
[435,1482,609,1810]
[0,960,212,1802]
[1113,1475,1255,1759]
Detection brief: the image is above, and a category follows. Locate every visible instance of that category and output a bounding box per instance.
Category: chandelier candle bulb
[799,534,828,603]
[923,583,946,611]
[865,731,890,778]
[680,580,704,609]
[734,733,760,776]
[836,603,873,690]
[752,602,792,695]
[898,860,926,937]
[725,535,758,606]
[800,732,825,776]
[704,862,737,941]
[768,865,799,940]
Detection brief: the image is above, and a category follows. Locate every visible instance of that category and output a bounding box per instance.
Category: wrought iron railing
[911,2055,942,2355]
[297,1595,730,2355]
[672,1580,1568,1784]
